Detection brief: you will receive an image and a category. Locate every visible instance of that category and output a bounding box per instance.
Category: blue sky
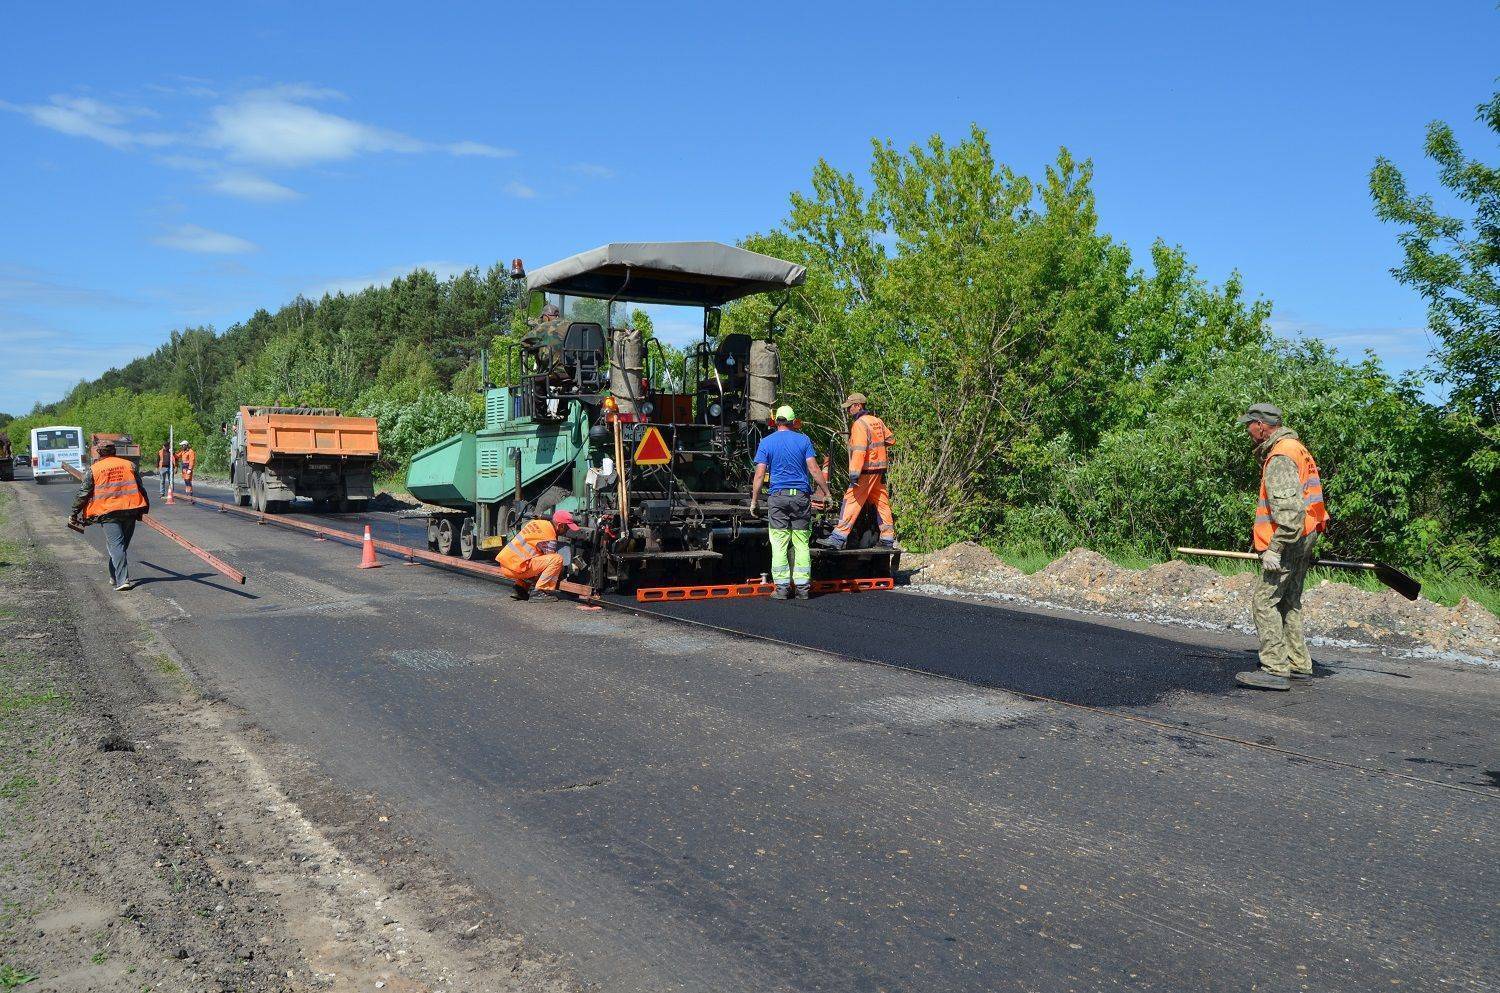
[1,1,1495,414]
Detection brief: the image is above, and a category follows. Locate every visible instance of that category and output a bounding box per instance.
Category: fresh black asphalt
[21,476,1500,992]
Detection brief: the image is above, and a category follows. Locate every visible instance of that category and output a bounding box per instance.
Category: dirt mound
[906,541,1024,588]
[1126,560,1221,598]
[370,489,421,512]
[1034,548,1129,594]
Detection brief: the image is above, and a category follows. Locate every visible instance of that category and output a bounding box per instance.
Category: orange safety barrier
[636,576,893,602]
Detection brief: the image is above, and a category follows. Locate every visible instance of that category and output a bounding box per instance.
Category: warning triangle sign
[632,426,672,465]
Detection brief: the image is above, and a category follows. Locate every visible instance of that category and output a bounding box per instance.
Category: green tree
[731,126,1269,545]
[1371,84,1500,561]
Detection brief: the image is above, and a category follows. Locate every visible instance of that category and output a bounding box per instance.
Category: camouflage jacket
[1256,426,1308,556]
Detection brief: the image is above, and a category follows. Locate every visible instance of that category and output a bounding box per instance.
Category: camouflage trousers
[1252,532,1319,676]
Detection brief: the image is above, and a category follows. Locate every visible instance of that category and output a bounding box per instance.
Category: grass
[0,964,38,989]
[0,691,64,716]
[151,656,180,677]
[0,775,36,802]
[983,540,1499,616]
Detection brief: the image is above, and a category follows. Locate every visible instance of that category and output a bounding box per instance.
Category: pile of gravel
[904,544,1500,664]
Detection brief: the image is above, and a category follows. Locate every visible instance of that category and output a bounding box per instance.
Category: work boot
[878,537,896,549]
[794,585,811,600]
[1235,669,1291,691]
[1289,669,1314,681]
[816,536,846,550]
[510,584,530,602]
[771,586,793,600]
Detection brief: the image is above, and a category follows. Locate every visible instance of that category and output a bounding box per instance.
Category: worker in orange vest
[817,392,897,550]
[156,442,172,496]
[498,509,578,601]
[69,441,150,591]
[1235,402,1329,691]
[176,441,196,496]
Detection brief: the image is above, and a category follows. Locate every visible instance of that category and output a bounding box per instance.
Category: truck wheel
[435,517,457,556]
[459,517,479,560]
[264,499,288,515]
[250,470,264,512]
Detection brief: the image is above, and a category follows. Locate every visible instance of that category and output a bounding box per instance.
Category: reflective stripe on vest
[1252,438,1329,551]
[849,415,892,473]
[84,457,146,519]
[498,520,557,572]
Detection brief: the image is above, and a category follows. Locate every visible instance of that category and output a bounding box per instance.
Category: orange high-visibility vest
[178,448,196,471]
[157,448,170,469]
[1253,437,1328,551]
[84,456,147,520]
[848,414,894,475]
[498,519,558,572]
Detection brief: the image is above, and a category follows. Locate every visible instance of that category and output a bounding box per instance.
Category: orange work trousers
[832,474,895,540]
[501,553,563,591]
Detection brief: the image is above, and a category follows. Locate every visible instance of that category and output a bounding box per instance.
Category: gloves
[1260,549,1283,573]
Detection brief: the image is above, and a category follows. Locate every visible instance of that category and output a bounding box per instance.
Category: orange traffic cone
[357,525,381,569]
[164,479,174,505]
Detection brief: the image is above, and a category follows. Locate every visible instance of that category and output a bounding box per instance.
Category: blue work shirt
[754,428,817,492]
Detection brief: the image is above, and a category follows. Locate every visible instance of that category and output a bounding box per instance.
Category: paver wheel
[459,516,479,560]
[435,517,458,557]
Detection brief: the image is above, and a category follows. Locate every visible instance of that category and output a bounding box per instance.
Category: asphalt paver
[21,476,1499,992]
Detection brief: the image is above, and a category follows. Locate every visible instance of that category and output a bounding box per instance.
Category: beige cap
[841,392,868,410]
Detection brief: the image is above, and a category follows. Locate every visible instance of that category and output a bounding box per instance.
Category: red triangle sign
[632,426,672,465]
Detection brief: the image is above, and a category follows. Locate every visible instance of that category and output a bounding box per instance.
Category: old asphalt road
[19,477,1499,992]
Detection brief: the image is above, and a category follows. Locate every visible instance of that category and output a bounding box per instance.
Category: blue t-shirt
[754,429,817,492]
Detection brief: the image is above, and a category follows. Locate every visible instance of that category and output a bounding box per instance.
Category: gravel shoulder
[0,484,576,992]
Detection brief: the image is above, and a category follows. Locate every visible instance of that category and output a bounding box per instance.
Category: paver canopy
[525,241,807,307]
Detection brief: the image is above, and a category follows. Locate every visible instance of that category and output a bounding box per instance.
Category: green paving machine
[406,241,899,593]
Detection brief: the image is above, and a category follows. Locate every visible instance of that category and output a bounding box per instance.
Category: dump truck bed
[240,407,379,465]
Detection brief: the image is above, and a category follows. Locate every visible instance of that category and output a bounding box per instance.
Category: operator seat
[563,321,606,391]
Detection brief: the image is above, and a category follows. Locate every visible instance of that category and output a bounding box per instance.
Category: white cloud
[2,94,176,149]
[208,94,424,166]
[570,162,615,179]
[503,180,537,199]
[449,140,515,158]
[310,261,470,298]
[153,224,258,254]
[209,172,300,202]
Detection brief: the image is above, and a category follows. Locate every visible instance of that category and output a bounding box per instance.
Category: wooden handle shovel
[1174,547,1421,601]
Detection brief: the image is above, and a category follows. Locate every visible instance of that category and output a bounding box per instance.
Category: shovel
[1174,547,1422,601]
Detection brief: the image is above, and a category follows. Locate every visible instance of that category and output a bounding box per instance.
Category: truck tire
[250,469,265,512]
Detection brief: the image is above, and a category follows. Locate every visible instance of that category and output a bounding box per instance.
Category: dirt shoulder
[0,486,575,992]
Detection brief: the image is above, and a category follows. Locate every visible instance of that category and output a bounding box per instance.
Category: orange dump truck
[87,433,142,468]
[229,406,379,513]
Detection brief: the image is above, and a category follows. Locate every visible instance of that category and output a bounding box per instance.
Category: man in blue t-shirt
[750,406,831,600]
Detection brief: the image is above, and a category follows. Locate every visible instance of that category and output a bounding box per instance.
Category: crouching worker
[69,441,149,592]
[750,405,830,600]
[499,509,578,601]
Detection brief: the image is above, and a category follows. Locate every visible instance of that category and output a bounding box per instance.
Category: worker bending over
[499,509,578,601]
[750,405,831,600]
[818,392,896,550]
[69,441,149,592]
[1236,402,1329,691]
[176,440,196,496]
